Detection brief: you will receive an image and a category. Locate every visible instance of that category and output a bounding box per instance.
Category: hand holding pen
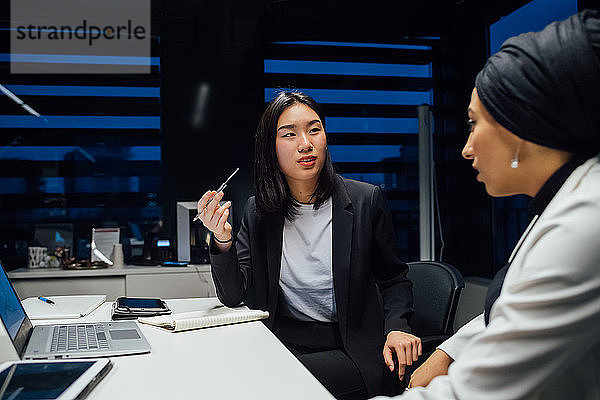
[193,168,238,222]
[195,168,238,246]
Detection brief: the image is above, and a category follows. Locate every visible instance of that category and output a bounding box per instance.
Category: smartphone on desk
[112,297,171,320]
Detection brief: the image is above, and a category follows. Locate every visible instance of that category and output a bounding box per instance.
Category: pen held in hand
[193,167,239,222]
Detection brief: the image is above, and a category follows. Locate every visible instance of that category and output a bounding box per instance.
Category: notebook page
[22,295,107,319]
[139,307,268,332]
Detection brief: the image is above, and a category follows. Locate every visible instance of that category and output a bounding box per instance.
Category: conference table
[34,297,334,399]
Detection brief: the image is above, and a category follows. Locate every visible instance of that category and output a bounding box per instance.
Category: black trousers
[273,315,369,400]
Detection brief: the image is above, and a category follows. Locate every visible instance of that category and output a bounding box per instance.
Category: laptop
[0,260,151,360]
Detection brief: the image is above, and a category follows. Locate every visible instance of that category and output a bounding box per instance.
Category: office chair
[407,261,465,357]
[453,276,491,332]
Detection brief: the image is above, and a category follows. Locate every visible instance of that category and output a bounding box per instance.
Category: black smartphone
[112,297,171,320]
[115,297,168,311]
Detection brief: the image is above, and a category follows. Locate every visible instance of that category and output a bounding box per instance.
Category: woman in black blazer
[197,91,420,399]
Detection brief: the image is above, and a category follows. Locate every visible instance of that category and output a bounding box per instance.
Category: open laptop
[0,260,151,360]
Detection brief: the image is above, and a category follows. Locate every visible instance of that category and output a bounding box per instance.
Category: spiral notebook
[138,306,269,332]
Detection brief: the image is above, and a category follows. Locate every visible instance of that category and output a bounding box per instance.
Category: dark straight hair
[254,91,336,221]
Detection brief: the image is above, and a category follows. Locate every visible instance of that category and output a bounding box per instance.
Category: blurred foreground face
[462,88,524,197]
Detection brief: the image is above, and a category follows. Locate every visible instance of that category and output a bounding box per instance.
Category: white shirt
[278,199,336,322]
[374,155,600,400]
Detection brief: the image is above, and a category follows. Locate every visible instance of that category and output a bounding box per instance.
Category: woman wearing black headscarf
[375,9,600,400]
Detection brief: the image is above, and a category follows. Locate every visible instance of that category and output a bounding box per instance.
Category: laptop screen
[0,264,26,340]
[0,261,33,357]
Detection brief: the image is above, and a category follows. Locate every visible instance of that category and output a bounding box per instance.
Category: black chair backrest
[407,261,465,338]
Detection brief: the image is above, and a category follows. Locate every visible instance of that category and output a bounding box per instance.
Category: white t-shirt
[278,198,337,322]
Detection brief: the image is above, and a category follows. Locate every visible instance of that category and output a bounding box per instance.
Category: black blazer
[210,175,414,395]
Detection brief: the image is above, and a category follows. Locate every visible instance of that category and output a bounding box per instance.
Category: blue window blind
[490,0,577,53]
[2,84,159,97]
[264,40,437,260]
[0,53,159,66]
[0,32,162,264]
[0,115,160,129]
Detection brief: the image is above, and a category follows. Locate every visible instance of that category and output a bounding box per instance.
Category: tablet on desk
[0,359,112,400]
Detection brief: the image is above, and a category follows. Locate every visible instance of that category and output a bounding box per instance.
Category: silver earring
[511,145,521,169]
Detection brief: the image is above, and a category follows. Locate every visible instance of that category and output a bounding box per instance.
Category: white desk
[39,297,334,399]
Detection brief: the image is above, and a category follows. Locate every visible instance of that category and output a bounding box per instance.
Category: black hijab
[475,10,600,325]
[475,9,600,155]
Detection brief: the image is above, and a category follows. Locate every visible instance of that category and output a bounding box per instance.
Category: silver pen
[193,167,239,222]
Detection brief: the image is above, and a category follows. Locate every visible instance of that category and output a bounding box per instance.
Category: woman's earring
[511,144,522,169]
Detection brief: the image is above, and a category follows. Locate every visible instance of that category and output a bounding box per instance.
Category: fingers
[208,199,230,227]
[197,191,232,235]
[384,332,423,382]
[205,191,224,219]
[197,191,216,214]
[407,349,453,389]
[215,203,231,231]
[412,339,420,362]
[398,345,409,367]
[398,363,406,381]
[383,346,394,372]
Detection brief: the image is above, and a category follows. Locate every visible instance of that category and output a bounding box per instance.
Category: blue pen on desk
[38,296,55,305]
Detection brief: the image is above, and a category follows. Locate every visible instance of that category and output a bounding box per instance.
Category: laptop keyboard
[50,324,109,352]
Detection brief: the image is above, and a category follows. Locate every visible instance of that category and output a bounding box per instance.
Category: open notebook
[138,306,269,332]
[22,295,106,319]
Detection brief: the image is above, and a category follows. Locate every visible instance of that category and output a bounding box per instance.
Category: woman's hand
[383,331,422,381]
[408,349,453,388]
[197,190,232,250]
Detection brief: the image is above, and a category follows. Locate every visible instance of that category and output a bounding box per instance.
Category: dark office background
[0,0,589,276]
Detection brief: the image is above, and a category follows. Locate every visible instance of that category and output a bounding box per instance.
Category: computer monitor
[34,224,73,251]
[176,201,231,263]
